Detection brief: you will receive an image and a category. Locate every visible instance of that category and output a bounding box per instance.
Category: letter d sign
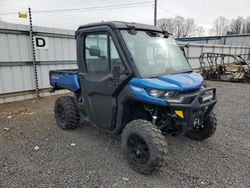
[34,36,49,49]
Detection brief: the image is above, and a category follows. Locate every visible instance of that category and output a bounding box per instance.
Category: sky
[0,0,249,33]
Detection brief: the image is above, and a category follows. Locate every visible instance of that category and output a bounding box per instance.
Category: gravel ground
[0,81,250,188]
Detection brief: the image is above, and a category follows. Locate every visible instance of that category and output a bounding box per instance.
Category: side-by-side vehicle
[50,21,217,174]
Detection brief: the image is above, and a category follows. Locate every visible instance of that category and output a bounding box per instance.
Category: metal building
[0,22,77,103]
[177,34,250,46]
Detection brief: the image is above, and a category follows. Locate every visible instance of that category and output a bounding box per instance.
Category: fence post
[187,41,190,60]
[201,40,204,54]
[228,42,232,63]
[240,46,243,58]
[244,47,247,60]
[28,7,39,98]
[212,43,215,54]
[248,47,250,60]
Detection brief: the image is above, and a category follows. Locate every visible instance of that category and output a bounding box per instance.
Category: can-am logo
[51,75,60,79]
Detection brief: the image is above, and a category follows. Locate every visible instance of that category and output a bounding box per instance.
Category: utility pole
[28,7,39,98]
[154,0,157,26]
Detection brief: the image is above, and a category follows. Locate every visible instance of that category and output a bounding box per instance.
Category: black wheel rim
[57,104,66,123]
[127,134,149,164]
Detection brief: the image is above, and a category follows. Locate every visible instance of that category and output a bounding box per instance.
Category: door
[79,33,129,130]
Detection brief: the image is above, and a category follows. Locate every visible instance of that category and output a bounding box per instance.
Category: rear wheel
[121,120,167,174]
[54,96,80,129]
[185,111,217,141]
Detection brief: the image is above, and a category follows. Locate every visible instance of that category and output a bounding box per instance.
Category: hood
[129,72,203,92]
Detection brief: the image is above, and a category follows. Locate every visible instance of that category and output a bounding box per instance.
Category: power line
[0,0,154,29]
[32,0,118,10]
[34,4,153,15]
[33,1,153,13]
[158,6,178,17]
[0,1,153,15]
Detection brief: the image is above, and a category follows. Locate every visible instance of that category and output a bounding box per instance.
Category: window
[110,36,125,72]
[85,34,109,74]
[85,34,124,74]
[121,30,192,77]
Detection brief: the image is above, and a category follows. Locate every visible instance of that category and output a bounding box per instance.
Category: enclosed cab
[50,21,217,174]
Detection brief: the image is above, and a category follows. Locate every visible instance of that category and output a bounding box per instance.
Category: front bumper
[168,88,217,129]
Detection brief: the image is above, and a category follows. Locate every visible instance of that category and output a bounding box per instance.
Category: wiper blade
[176,70,193,74]
[169,70,193,75]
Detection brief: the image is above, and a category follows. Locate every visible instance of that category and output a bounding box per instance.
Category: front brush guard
[168,88,217,129]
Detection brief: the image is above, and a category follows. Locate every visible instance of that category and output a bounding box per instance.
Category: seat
[87,45,109,74]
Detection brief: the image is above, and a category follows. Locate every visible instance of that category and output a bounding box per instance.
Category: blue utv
[49,21,217,174]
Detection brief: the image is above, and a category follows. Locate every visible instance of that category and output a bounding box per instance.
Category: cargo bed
[49,69,80,92]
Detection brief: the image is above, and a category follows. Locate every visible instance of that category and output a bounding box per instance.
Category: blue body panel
[128,72,203,106]
[50,72,80,92]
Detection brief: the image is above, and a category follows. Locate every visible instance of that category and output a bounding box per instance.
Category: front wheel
[185,111,217,141]
[121,120,168,174]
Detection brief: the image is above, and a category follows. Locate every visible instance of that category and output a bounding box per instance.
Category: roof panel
[78,21,163,32]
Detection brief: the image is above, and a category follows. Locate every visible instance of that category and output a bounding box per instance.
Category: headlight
[149,89,165,98]
[164,91,176,98]
[148,89,177,98]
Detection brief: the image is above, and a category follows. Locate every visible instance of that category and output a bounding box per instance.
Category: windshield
[121,30,192,77]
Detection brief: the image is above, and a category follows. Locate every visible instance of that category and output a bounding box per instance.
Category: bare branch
[157,16,196,38]
[230,17,245,34]
[212,16,229,35]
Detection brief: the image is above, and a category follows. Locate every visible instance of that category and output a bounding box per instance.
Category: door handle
[110,79,120,86]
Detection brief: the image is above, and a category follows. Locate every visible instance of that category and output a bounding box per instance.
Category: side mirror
[112,65,121,78]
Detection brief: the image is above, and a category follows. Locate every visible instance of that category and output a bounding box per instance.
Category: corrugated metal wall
[179,42,250,69]
[177,34,250,46]
[0,22,77,103]
[0,22,250,103]
[225,36,250,46]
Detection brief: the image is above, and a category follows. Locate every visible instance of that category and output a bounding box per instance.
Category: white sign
[34,36,49,49]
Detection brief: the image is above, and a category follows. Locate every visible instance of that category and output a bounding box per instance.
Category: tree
[212,16,229,35]
[157,18,168,30]
[157,16,196,38]
[182,18,196,37]
[230,17,245,34]
[243,17,250,33]
[157,18,174,33]
[195,26,206,36]
[174,16,186,38]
